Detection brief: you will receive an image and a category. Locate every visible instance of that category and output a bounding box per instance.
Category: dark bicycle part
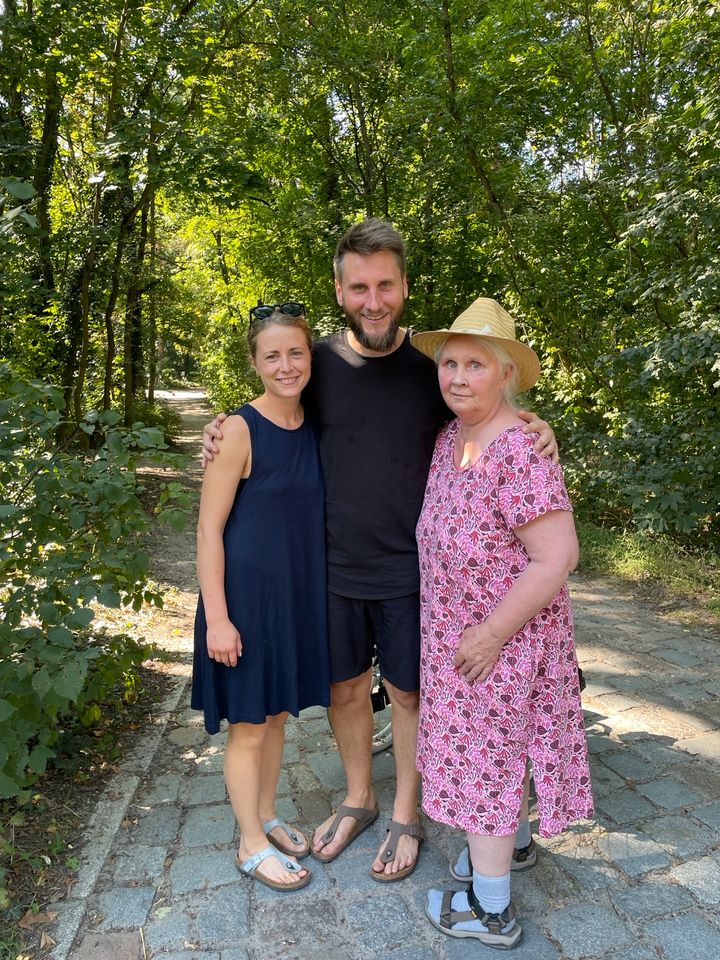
[371,676,391,713]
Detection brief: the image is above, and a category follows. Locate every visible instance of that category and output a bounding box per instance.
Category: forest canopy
[2,0,719,543]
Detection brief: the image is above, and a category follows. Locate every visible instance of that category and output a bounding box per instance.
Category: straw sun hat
[410,297,541,391]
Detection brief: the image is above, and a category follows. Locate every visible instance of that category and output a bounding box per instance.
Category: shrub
[0,364,191,800]
[129,398,183,444]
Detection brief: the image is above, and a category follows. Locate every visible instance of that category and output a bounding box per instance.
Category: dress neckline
[450,420,524,473]
[247,402,305,432]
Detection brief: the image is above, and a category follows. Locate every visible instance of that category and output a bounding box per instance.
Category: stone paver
[693,798,720,831]
[132,805,182,845]
[545,903,635,960]
[142,900,195,953]
[599,748,657,782]
[597,827,673,877]
[111,843,168,883]
[136,772,182,805]
[180,803,236,846]
[68,932,141,960]
[645,915,720,960]
[595,787,657,825]
[635,776,704,810]
[668,856,720,904]
[638,813,716,857]
[609,880,696,918]
[179,773,228,806]
[92,886,155,930]
[169,847,240,894]
[48,573,720,960]
[194,886,251,944]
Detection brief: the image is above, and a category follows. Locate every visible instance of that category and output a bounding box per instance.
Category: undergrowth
[576,521,720,628]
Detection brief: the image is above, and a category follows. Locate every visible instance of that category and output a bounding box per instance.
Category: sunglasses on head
[250,301,306,321]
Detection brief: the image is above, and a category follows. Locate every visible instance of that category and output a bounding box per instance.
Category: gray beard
[347,313,402,353]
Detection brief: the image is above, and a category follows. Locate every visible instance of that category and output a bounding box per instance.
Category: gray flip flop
[236,844,311,891]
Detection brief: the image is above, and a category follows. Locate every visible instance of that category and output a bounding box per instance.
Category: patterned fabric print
[415,422,593,837]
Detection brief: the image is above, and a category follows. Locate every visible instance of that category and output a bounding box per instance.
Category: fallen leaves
[18,909,58,930]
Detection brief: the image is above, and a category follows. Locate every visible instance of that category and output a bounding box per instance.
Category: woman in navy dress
[192,304,329,891]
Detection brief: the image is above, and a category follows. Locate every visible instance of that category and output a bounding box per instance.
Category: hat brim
[410,330,541,392]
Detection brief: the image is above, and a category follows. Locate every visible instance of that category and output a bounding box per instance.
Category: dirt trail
[129,388,212,657]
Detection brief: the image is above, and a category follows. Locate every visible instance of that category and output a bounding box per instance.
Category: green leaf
[0,769,23,799]
[53,662,86,703]
[0,698,16,723]
[32,667,53,699]
[39,602,62,625]
[28,744,55,774]
[97,586,121,608]
[159,508,188,532]
[1,177,36,200]
[63,607,95,629]
[47,626,75,646]
[105,431,126,455]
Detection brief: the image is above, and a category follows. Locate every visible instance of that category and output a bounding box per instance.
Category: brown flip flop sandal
[311,803,380,863]
[370,819,424,882]
[263,817,311,859]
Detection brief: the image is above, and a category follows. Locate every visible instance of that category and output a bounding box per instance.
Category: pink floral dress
[415,421,593,837]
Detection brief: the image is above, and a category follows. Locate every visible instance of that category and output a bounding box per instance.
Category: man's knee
[330,670,372,710]
[385,682,419,712]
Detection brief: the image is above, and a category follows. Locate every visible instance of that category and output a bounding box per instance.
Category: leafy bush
[199,316,257,413]
[0,364,191,800]
[129,398,183,445]
[553,314,720,544]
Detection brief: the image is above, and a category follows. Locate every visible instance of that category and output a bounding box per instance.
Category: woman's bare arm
[454,509,578,681]
[197,415,250,666]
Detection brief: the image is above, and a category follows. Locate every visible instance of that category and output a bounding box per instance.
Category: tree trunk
[123,195,150,424]
[147,196,157,404]
[33,65,62,300]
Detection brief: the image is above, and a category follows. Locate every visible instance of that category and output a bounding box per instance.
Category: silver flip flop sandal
[236,844,311,891]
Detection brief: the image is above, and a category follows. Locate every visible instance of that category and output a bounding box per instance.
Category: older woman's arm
[454,509,578,682]
[197,415,250,667]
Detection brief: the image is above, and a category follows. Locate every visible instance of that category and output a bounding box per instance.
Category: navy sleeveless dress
[191,404,330,733]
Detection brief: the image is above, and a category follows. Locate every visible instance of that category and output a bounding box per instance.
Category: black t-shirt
[303,330,451,599]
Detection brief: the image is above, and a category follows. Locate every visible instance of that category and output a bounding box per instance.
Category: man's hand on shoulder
[201,411,228,468]
[517,409,559,464]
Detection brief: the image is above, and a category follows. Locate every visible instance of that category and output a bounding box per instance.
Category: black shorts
[326,591,420,693]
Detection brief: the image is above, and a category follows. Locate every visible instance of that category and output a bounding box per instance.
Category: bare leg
[225,719,308,884]
[467,833,516,877]
[469,771,525,877]
[371,680,421,876]
[258,712,308,857]
[312,670,376,857]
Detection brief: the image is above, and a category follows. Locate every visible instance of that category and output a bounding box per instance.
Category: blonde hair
[247,311,312,359]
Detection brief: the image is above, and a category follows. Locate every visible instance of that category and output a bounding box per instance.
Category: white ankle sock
[472,870,511,914]
[515,818,532,848]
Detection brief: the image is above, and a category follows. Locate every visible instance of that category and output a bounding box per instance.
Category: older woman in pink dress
[411,298,593,950]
